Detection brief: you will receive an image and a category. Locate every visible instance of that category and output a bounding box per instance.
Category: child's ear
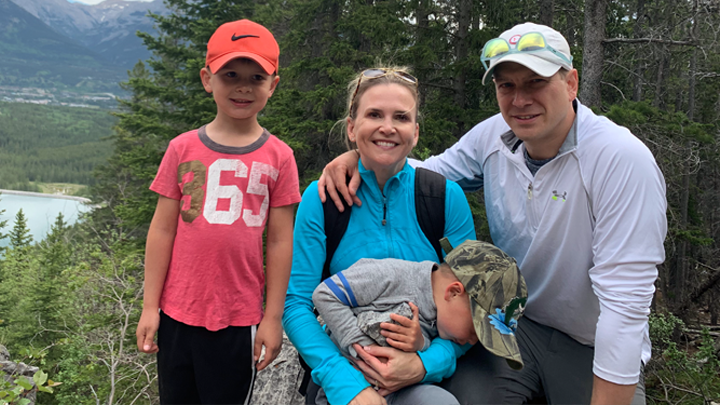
[200,67,213,93]
[444,281,464,301]
[269,75,280,95]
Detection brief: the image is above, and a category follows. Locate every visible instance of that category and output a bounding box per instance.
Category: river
[0,190,91,247]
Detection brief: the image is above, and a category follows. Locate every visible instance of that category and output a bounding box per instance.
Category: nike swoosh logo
[232,34,260,41]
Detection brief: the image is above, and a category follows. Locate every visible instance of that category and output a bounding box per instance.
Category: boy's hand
[136,309,160,353]
[254,317,282,371]
[380,302,424,352]
[317,150,363,211]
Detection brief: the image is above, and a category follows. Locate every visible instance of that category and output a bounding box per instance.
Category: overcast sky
[68,0,153,4]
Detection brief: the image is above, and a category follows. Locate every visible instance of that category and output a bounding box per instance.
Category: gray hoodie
[312,258,438,357]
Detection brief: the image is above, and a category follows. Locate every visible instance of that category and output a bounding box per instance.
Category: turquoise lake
[0,191,90,247]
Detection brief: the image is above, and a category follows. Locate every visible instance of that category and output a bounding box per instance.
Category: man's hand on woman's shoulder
[318,150,363,210]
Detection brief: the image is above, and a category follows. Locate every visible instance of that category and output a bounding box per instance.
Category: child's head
[205,19,279,75]
[439,240,528,370]
[200,20,280,121]
[433,263,479,346]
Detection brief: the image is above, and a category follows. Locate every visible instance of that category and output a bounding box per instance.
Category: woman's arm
[283,183,371,405]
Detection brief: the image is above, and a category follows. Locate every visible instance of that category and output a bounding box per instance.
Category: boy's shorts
[157,311,257,404]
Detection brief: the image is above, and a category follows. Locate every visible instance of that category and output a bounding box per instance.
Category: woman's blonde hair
[339,65,420,151]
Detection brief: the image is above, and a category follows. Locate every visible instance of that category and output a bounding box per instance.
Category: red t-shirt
[150,126,301,331]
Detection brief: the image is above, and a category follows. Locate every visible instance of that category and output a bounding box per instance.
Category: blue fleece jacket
[283,160,476,405]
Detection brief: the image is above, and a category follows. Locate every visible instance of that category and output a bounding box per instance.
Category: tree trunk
[632,0,646,102]
[539,0,554,26]
[578,0,607,108]
[415,0,429,108]
[452,0,471,137]
[652,48,668,109]
[453,0,471,111]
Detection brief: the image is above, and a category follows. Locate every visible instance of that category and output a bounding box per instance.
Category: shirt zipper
[382,196,387,225]
[527,183,533,200]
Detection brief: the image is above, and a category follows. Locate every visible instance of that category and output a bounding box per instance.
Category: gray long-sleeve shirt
[312,258,438,357]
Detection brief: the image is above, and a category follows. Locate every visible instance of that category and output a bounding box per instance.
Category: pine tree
[9,209,32,249]
[0,194,7,245]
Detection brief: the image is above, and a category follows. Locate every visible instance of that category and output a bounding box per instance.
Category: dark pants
[157,311,257,405]
[439,317,646,405]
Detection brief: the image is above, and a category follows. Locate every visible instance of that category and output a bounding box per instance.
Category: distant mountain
[11,0,168,69]
[0,0,124,92]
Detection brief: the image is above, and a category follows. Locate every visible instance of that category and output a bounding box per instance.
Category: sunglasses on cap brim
[480,32,573,71]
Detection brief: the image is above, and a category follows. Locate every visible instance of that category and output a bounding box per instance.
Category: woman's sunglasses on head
[349,69,418,114]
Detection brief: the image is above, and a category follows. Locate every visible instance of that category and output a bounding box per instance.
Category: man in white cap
[318,22,667,405]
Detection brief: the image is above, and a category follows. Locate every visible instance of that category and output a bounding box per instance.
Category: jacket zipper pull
[527,183,533,200]
[382,198,387,225]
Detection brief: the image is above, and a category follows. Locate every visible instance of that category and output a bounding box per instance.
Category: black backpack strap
[415,167,447,262]
[299,186,353,397]
[322,187,353,282]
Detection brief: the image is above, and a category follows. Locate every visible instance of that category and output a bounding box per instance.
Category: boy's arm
[312,275,376,355]
[255,204,296,371]
[136,195,179,353]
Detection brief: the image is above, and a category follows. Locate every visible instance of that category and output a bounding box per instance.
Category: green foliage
[0,194,7,247]
[646,313,720,404]
[0,356,60,405]
[8,210,31,249]
[0,102,116,190]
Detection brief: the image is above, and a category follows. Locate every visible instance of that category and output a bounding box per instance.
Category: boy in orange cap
[135,19,301,404]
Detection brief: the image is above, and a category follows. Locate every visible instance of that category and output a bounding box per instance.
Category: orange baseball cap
[205,19,279,75]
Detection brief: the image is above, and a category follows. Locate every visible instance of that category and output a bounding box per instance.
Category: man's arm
[588,129,667,401]
[591,376,636,405]
[136,196,179,353]
[255,204,295,370]
[319,113,509,209]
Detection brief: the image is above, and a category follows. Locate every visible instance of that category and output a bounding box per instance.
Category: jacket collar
[358,158,412,195]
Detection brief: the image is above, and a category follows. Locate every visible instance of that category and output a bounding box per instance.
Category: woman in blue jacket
[283,66,476,405]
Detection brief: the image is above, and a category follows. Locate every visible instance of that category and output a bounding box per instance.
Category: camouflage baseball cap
[442,239,527,370]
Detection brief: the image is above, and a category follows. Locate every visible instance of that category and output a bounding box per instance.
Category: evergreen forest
[0,103,115,191]
[1,0,719,403]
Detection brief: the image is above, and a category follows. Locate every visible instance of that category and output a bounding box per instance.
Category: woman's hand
[351,343,426,396]
[348,387,388,405]
[317,150,363,211]
[381,302,424,352]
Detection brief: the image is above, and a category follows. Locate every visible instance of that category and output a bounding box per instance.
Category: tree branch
[603,37,696,46]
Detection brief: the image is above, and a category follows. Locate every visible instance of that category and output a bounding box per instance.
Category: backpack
[298,167,447,396]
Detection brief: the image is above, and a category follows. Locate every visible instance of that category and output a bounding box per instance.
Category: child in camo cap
[313,239,528,395]
[442,238,528,370]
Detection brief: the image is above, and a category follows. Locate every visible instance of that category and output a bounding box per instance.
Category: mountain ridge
[10,0,168,68]
[0,0,124,93]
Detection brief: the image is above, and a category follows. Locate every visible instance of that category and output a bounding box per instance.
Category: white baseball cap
[481,23,573,85]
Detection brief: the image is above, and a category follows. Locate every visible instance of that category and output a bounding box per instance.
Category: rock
[357,302,413,346]
[0,345,39,405]
[251,333,305,405]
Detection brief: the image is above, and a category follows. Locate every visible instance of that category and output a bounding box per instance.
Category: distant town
[0,85,122,109]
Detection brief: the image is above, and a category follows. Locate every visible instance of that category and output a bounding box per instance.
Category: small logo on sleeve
[552,190,567,202]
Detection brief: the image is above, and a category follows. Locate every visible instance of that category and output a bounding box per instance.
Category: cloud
[68,0,153,4]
